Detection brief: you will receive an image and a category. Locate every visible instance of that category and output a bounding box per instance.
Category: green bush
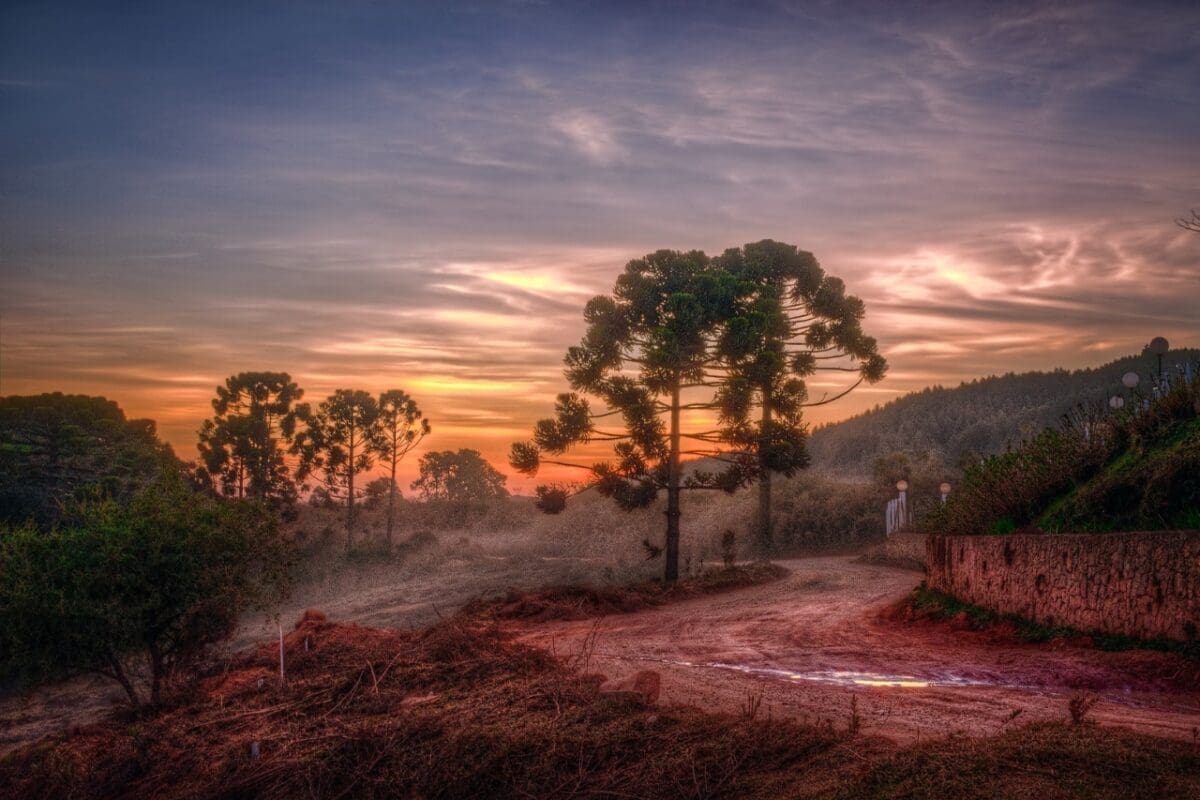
[0,475,292,706]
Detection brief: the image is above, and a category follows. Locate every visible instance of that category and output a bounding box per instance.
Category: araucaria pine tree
[371,389,430,548]
[197,371,305,510]
[511,249,746,583]
[294,390,381,551]
[713,240,887,550]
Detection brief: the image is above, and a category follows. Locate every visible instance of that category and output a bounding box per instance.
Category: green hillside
[924,360,1200,535]
[1037,415,1200,532]
[808,348,1200,476]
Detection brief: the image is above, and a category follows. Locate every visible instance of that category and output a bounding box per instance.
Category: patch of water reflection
[670,660,999,689]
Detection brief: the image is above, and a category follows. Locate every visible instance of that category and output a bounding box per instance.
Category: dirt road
[517,557,1200,742]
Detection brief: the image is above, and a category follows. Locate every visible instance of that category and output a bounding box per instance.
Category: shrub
[534,484,568,514]
[721,529,737,566]
[0,475,292,707]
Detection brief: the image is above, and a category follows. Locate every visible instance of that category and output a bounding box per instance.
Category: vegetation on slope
[809,349,1199,476]
[924,358,1199,534]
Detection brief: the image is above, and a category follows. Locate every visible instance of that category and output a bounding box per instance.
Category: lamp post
[1122,371,1140,390]
[896,479,909,530]
[1109,395,1124,410]
[1148,336,1169,383]
[939,481,952,505]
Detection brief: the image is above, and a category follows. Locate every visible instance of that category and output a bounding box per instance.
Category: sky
[2,1,1198,491]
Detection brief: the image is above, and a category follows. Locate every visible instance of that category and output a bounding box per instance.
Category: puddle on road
[669,660,1000,689]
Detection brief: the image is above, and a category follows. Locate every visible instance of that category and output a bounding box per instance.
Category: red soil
[516,557,1200,742]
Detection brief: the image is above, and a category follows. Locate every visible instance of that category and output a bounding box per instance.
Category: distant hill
[808,348,1200,476]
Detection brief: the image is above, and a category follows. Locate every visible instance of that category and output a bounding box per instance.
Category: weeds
[1068,693,1100,726]
[741,690,764,721]
[905,585,1200,660]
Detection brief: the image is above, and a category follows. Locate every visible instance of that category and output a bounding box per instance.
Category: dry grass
[460,562,791,622]
[0,611,852,800]
[828,722,1200,800]
[3,612,1197,800]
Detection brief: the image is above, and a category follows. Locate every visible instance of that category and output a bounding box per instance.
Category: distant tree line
[194,372,431,551]
[0,394,175,528]
[807,349,1200,479]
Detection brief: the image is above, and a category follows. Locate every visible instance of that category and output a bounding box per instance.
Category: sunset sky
[2,1,1198,490]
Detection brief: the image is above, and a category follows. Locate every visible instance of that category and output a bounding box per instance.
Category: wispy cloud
[1,0,1198,486]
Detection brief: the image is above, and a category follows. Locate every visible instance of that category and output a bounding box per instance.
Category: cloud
[1,0,1198,487]
[550,110,625,163]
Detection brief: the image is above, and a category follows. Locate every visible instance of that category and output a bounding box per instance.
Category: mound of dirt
[461,561,790,622]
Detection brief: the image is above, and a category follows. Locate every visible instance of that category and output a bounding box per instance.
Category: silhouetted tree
[510,249,745,582]
[712,240,887,550]
[412,449,508,503]
[294,390,381,551]
[197,372,304,512]
[362,476,397,511]
[0,393,174,527]
[1177,209,1200,233]
[371,390,430,548]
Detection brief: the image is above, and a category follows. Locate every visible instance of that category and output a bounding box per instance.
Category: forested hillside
[809,349,1200,476]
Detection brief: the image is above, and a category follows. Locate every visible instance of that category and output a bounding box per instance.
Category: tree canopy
[0,474,290,706]
[0,393,175,528]
[413,449,508,504]
[711,240,886,547]
[197,372,305,510]
[512,242,885,578]
[512,249,753,581]
[293,390,381,551]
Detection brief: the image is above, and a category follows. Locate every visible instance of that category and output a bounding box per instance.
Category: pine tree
[511,249,745,582]
[372,389,430,548]
[294,390,381,551]
[197,372,304,510]
[712,240,887,550]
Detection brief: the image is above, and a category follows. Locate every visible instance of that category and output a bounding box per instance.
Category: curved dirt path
[517,557,1200,743]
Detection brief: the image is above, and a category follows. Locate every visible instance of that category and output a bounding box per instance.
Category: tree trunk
[385,454,397,549]
[756,392,773,552]
[106,653,141,708]
[346,438,356,553]
[664,380,682,583]
[149,644,163,706]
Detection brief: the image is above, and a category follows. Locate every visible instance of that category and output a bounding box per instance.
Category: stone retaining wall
[859,533,928,571]
[926,531,1200,642]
